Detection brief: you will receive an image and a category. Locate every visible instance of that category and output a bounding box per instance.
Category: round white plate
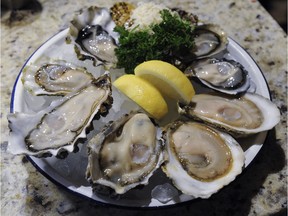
[10,28,270,208]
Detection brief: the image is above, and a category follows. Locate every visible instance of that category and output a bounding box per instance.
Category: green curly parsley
[114,9,196,73]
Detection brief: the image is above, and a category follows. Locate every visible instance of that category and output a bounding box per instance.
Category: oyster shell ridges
[86,112,164,194]
[22,63,95,96]
[8,73,113,158]
[178,93,280,137]
[162,121,245,198]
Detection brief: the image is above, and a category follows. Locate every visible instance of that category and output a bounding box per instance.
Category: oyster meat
[171,24,228,70]
[162,121,245,198]
[192,24,228,59]
[185,58,251,95]
[22,63,95,96]
[86,112,163,194]
[66,6,119,68]
[8,73,113,158]
[178,93,280,136]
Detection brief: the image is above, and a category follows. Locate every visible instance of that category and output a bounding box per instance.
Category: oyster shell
[184,58,251,95]
[22,63,95,96]
[171,24,228,70]
[162,121,245,198]
[66,6,119,68]
[8,73,113,158]
[178,93,280,136]
[86,112,164,194]
[171,8,198,25]
[192,24,228,59]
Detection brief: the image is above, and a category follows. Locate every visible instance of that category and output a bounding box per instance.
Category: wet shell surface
[162,121,245,198]
[66,6,119,68]
[8,73,113,158]
[184,58,251,95]
[192,24,228,59]
[22,63,95,96]
[178,93,280,136]
[171,23,229,70]
[86,112,164,194]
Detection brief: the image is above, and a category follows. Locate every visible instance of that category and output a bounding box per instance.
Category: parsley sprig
[114,9,196,73]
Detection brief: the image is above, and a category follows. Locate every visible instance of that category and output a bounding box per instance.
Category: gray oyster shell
[162,120,245,198]
[66,6,119,68]
[172,24,228,70]
[8,73,113,158]
[22,63,95,96]
[86,112,164,194]
[185,58,251,95]
[193,24,228,59]
[178,93,280,137]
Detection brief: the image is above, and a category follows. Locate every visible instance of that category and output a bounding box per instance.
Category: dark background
[259,0,287,32]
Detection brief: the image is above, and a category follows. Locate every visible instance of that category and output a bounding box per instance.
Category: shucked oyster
[162,121,245,198]
[86,112,163,194]
[178,93,280,136]
[22,63,95,96]
[172,24,228,70]
[185,58,251,95]
[66,6,119,68]
[192,24,228,59]
[8,73,112,158]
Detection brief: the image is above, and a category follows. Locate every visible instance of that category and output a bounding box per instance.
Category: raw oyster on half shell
[171,24,228,70]
[185,58,251,95]
[22,63,95,96]
[192,24,228,59]
[178,93,280,136]
[162,121,245,198]
[86,112,164,194]
[66,6,119,68]
[8,73,113,158]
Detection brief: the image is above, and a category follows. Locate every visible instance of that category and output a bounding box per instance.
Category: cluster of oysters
[8,2,280,200]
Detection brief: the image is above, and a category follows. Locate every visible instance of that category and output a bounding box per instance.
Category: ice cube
[23,90,57,113]
[151,183,179,204]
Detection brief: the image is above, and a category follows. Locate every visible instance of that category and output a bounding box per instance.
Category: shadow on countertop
[1,0,42,26]
[21,129,287,216]
[259,0,287,33]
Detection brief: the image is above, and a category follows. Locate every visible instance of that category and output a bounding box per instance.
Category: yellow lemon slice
[134,60,195,103]
[113,74,168,119]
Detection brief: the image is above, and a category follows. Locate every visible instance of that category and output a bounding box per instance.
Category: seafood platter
[8,2,280,207]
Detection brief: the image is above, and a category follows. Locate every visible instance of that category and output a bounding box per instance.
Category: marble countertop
[1,0,287,215]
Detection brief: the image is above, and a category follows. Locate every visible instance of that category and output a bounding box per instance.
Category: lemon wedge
[113,74,168,119]
[134,60,195,103]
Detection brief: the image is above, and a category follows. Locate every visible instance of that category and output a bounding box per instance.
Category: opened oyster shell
[66,6,119,68]
[185,58,251,95]
[162,121,245,198]
[86,112,164,194]
[192,24,228,59]
[8,73,113,158]
[172,24,228,70]
[178,93,280,136]
[22,63,95,96]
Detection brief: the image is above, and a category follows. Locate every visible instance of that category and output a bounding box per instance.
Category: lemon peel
[113,74,168,119]
[134,60,195,103]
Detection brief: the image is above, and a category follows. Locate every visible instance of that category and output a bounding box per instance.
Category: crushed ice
[151,183,179,204]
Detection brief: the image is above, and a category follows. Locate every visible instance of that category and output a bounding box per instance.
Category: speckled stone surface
[1,0,287,215]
